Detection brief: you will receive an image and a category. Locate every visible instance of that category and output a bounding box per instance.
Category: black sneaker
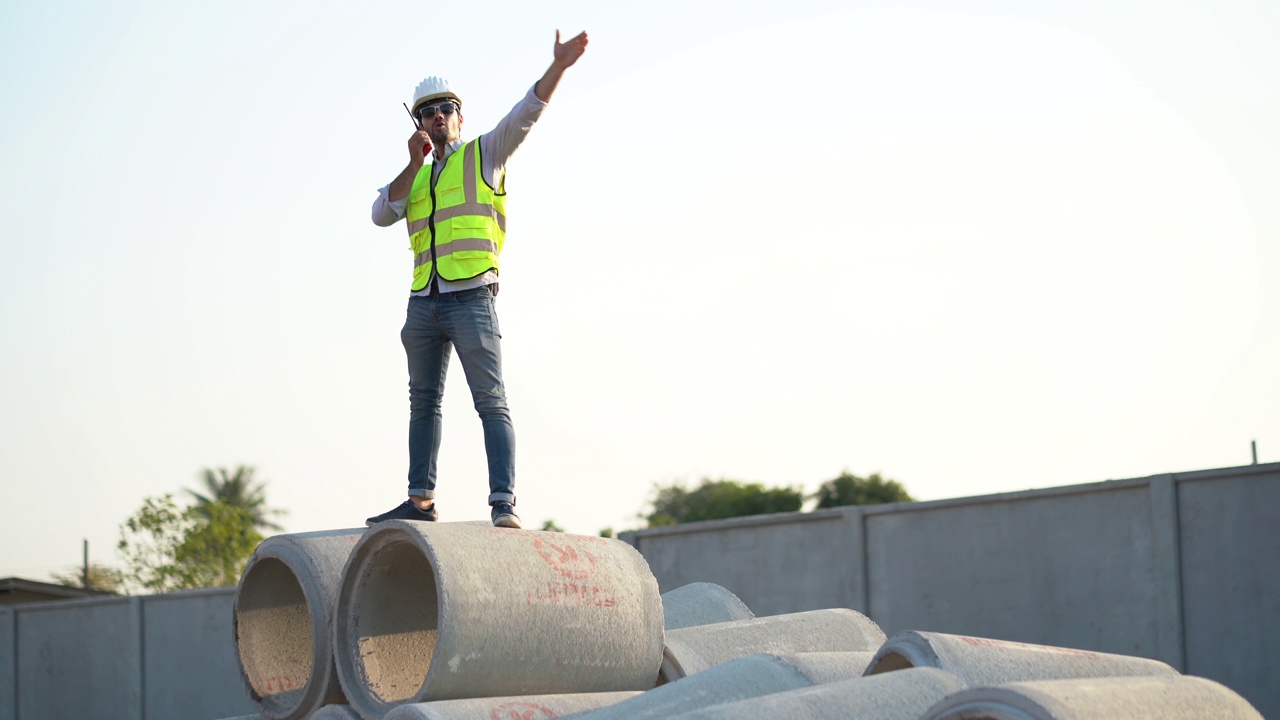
[491,501,521,529]
[365,499,438,527]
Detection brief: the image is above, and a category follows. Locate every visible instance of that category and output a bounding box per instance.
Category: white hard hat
[411,76,461,114]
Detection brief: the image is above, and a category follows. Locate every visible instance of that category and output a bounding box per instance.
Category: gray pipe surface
[312,705,362,720]
[566,652,876,720]
[661,608,885,682]
[865,631,1178,687]
[333,521,664,719]
[666,667,964,720]
[660,582,754,630]
[384,691,640,720]
[919,675,1265,720]
[235,528,367,720]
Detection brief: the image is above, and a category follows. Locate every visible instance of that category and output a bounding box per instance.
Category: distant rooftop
[0,576,117,605]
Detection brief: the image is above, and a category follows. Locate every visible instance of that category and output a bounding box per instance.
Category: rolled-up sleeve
[371,183,408,227]
[478,86,549,185]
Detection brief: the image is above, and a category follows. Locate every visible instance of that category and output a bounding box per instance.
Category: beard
[428,118,459,146]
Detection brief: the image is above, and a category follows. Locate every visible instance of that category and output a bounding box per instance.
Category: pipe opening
[236,557,314,713]
[352,539,439,704]
[868,650,915,674]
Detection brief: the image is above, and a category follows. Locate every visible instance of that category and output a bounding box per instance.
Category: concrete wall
[16,595,143,720]
[635,509,864,617]
[622,462,1280,719]
[141,589,255,720]
[1177,467,1280,720]
[1,608,14,720]
[1,587,252,720]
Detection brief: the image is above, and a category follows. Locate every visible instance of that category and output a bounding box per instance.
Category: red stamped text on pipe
[489,700,558,719]
[527,581,618,609]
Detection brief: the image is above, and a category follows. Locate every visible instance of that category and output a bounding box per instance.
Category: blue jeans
[401,285,515,506]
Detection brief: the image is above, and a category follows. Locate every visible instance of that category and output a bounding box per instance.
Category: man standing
[367,30,589,529]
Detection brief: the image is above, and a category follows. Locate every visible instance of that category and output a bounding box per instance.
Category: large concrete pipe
[383,691,641,720]
[660,582,754,630]
[661,608,885,682]
[866,631,1178,687]
[919,675,1265,720]
[665,667,964,720]
[568,652,876,720]
[333,521,664,719]
[235,528,367,720]
[313,706,362,720]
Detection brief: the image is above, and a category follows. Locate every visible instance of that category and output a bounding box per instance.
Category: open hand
[553,30,589,69]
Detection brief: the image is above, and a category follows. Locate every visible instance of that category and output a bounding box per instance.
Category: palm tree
[187,465,287,532]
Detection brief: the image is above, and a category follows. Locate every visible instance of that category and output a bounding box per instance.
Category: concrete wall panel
[1177,465,1280,720]
[864,481,1169,663]
[627,509,862,617]
[1,607,14,720]
[142,588,255,720]
[16,596,142,720]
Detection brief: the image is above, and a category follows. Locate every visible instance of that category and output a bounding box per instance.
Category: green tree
[117,494,263,593]
[187,465,286,532]
[811,471,913,508]
[50,563,125,594]
[539,519,565,532]
[644,478,804,527]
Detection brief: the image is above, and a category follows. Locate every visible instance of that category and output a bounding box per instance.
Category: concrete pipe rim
[657,645,687,685]
[235,544,327,720]
[333,522,443,718]
[867,632,936,675]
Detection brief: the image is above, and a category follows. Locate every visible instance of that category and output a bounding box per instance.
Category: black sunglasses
[416,101,459,122]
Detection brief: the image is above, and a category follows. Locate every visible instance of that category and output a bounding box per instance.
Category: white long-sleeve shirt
[372,86,548,295]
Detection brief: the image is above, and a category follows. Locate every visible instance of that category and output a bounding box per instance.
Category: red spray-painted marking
[258,674,303,694]
[534,537,597,580]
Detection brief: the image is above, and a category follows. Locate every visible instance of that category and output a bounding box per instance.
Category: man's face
[417,99,462,145]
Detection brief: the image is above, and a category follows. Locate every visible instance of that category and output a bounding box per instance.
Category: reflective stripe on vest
[405,140,507,290]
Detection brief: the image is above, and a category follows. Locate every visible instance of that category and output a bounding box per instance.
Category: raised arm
[533,30,589,103]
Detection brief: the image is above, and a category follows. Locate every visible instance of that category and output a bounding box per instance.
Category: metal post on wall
[1252,440,1258,465]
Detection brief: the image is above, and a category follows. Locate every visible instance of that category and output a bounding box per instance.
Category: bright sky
[2,0,1277,582]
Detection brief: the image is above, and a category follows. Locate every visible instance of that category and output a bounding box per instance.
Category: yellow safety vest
[405,139,507,291]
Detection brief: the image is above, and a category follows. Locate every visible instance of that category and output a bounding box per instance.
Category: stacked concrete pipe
[234,528,367,720]
[312,706,362,720]
[384,691,641,719]
[919,675,1265,720]
[660,608,886,682]
[666,667,964,720]
[660,582,755,630]
[333,521,665,719]
[865,630,1179,686]
[565,651,876,720]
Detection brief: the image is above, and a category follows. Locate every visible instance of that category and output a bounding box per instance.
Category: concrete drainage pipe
[566,652,876,720]
[666,667,964,720]
[384,691,641,720]
[660,582,755,630]
[919,675,1265,720]
[234,528,367,720]
[865,631,1178,687]
[660,608,886,683]
[333,521,665,719]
